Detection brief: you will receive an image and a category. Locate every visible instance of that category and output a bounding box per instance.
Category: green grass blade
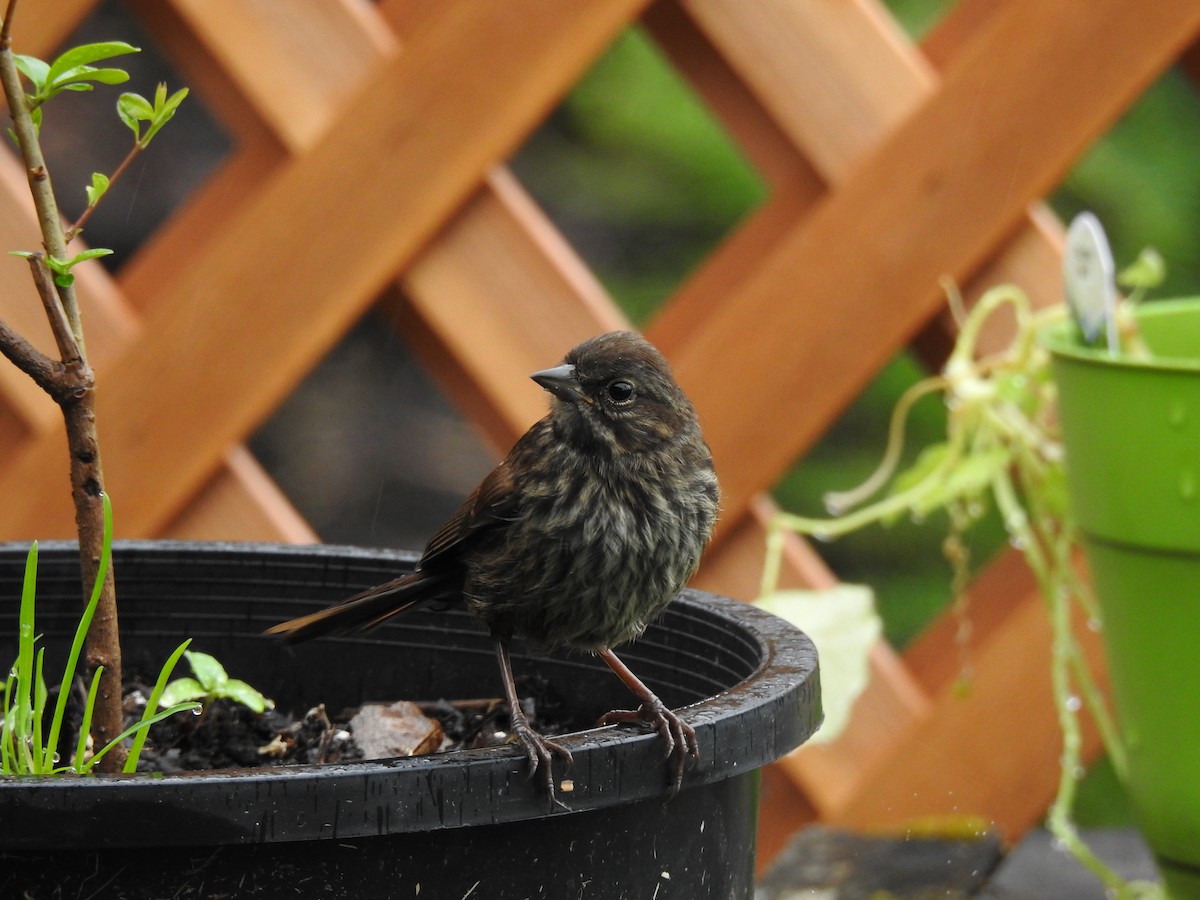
[31,647,46,773]
[1,673,15,773]
[15,543,38,743]
[5,543,42,774]
[46,494,113,765]
[84,701,199,774]
[124,638,191,773]
[72,665,102,772]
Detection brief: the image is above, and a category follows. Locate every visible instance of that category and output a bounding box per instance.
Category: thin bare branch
[25,253,83,362]
[0,22,87,353]
[0,0,17,45]
[66,144,142,242]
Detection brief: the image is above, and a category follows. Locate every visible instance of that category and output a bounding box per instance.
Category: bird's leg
[494,637,573,808]
[595,647,699,796]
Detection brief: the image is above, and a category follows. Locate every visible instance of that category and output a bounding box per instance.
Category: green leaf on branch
[15,42,138,108]
[116,91,153,134]
[13,54,49,93]
[118,83,188,146]
[45,41,139,85]
[39,249,115,287]
[1117,247,1166,293]
[85,172,110,207]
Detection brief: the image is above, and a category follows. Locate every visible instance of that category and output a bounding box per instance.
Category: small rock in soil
[350,701,444,758]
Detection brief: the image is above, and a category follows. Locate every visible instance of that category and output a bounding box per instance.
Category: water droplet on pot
[1180,470,1197,502]
[1169,402,1188,430]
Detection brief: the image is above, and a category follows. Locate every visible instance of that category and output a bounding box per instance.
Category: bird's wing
[418,455,520,569]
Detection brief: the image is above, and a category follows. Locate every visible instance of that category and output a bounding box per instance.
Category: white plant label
[1063,211,1118,350]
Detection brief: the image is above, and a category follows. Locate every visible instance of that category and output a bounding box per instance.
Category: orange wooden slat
[666,0,1200,533]
[164,447,318,542]
[375,0,444,38]
[656,0,1071,371]
[6,0,99,56]
[642,3,828,345]
[836,556,1109,838]
[0,0,652,541]
[395,167,628,452]
[920,0,1006,71]
[680,0,935,182]
[913,204,1067,364]
[642,0,824,191]
[165,0,397,153]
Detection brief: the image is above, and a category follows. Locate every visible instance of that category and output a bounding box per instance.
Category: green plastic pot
[1043,298,1200,897]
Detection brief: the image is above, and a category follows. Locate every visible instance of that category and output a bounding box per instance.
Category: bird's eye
[606,379,635,405]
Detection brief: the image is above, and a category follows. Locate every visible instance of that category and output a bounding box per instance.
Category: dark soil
[120,672,573,774]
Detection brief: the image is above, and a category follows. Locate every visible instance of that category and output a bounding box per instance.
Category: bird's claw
[511,718,573,811]
[598,698,698,796]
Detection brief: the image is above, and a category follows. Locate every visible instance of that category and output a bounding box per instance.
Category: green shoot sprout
[159,650,274,716]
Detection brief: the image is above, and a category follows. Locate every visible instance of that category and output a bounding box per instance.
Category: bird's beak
[531,363,587,402]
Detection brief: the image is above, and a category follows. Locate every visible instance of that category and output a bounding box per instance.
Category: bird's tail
[265,571,438,643]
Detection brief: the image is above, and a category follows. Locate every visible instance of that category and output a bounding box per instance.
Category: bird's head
[531,331,700,457]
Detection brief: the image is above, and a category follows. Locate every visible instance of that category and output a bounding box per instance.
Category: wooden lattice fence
[4,0,1200,866]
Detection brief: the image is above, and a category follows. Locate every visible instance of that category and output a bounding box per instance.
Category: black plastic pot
[0,542,820,898]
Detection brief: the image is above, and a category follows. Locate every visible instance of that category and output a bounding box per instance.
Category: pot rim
[0,540,821,847]
[1040,296,1200,373]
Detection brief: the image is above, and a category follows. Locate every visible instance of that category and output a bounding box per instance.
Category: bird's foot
[597,696,698,795]
[509,711,573,811]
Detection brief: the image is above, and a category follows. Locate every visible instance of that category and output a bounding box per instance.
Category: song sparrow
[267,331,720,803]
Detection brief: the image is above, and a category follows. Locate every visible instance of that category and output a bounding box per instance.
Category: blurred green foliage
[512,30,764,324]
[1055,68,1200,300]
